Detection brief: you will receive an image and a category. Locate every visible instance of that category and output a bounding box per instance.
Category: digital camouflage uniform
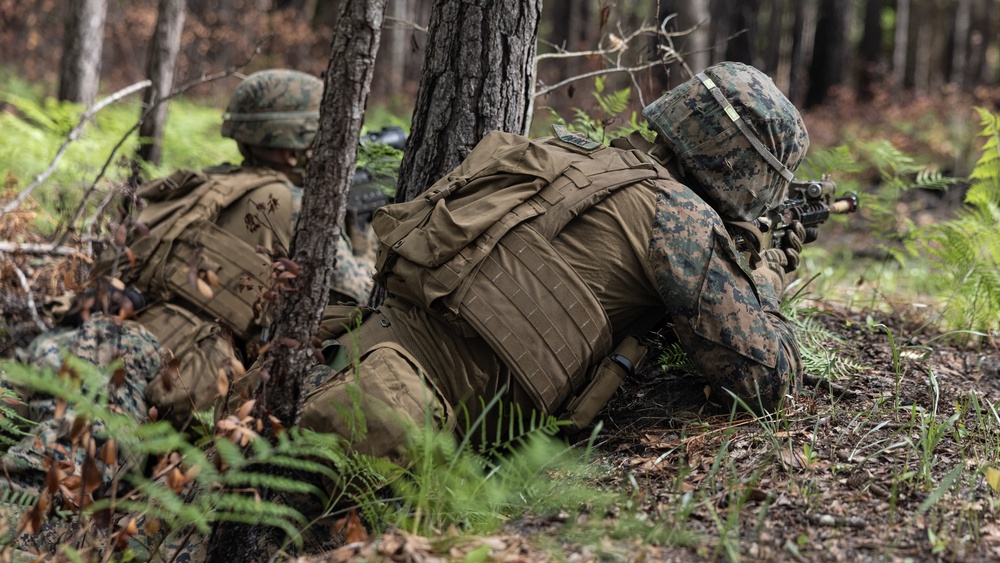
[0,316,160,558]
[299,62,807,465]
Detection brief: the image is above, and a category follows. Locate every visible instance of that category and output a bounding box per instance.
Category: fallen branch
[0,241,80,256]
[0,80,153,216]
[7,262,49,332]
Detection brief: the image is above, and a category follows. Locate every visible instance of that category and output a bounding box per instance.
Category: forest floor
[314,301,1000,563]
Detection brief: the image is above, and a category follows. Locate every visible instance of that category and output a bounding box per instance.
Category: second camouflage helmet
[642,62,809,223]
[221,69,323,150]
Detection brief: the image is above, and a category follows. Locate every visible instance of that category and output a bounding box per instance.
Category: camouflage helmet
[642,62,809,223]
[221,69,323,150]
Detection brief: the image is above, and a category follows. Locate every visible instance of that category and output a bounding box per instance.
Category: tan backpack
[100,166,289,341]
[372,128,670,413]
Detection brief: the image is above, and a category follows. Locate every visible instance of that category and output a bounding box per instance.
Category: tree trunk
[723,0,760,66]
[788,0,816,106]
[137,0,186,166]
[856,0,884,102]
[205,0,387,558]
[892,0,909,88]
[678,0,712,73]
[950,0,972,89]
[58,0,108,106]
[805,0,850,108]
[394,0,541,204]
[763,0,787,75]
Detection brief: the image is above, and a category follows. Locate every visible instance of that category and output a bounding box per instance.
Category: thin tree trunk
[913,0,932,94]
[58,0,108,106]
[892,0,909,88]
[205,0,387,558]
[137,0,186,165]
[394,0,541,203]
[950,0,971,89]
[856,0,884,102]
[806,0,850,108]
[679,0,712,73]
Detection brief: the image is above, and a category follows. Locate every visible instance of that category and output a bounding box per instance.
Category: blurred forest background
[4,0,1000,126]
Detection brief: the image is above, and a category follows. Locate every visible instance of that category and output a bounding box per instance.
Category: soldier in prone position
[294,62,811,466]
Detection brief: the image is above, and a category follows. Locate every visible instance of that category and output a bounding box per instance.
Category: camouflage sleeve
[648,187,801,411]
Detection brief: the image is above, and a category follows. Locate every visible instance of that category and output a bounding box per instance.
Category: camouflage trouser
[0,316,162,559]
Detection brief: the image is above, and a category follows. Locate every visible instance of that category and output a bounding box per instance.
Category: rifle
[347,126,409,228]
[737,178,859,252]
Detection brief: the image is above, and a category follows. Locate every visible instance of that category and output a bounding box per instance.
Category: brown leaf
[54,398,66,420]
[135,221,151,237]
[144,517,162,535]
[196,277,214,299]
[274,257,300,276]
[124,246,136,268]
[167,467,184,493]
[216,367,230,398]
[268,414,285,436]
[82,456,102,493]
[149,405,159,421]
[68,414,89,443]
[111,366,126,388]
[184,464,201,484]
[99,439,118,466]
[229,357,246,377]
[205,269,221,289]
[280,337,300,349]
[333,509,370,544]
[114,223,128,246]
[44,462,64,495]
[600,4,611,27]
[236,400,256,420]
[161,358,180,392]
[278,271,298,280]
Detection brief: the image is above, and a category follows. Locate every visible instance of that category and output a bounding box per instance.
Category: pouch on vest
[142,302,239,429]
[158,220,271,341]
[561,335,647,431]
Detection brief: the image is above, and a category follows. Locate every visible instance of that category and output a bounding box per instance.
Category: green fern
[659,342,694,371]
[545,77,653,145]
[912,108,1000,339]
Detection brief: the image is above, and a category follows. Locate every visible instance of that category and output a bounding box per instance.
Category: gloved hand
[759,220,805,293]
[763,220,806,274]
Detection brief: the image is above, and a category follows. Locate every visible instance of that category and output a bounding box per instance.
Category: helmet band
[222,110,320,122]
[695,72,795,184]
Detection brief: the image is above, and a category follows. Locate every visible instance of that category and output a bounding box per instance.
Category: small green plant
[907,108,1000,340]
[545,76,653,145]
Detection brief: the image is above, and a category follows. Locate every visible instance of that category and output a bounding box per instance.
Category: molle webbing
[372,131,671,414]
[457,226,611,410]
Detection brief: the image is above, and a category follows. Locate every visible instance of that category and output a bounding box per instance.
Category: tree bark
[950,0,972,89]
[678,0,712,73]
[137,0,186,165]
[856,0,884,102]
[722,0,760,66]
[58,0,108,106]
[805,0,851,108]
[394,0,541,204]
[204,0,387,559]
[891,0,909,88]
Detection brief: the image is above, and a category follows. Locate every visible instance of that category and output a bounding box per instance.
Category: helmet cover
[221,69,323,150]
[642,62,809,222]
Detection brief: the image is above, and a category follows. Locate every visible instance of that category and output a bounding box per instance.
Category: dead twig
[7,261,49,332]
[1,80,153,216]
[0,241,79,256]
